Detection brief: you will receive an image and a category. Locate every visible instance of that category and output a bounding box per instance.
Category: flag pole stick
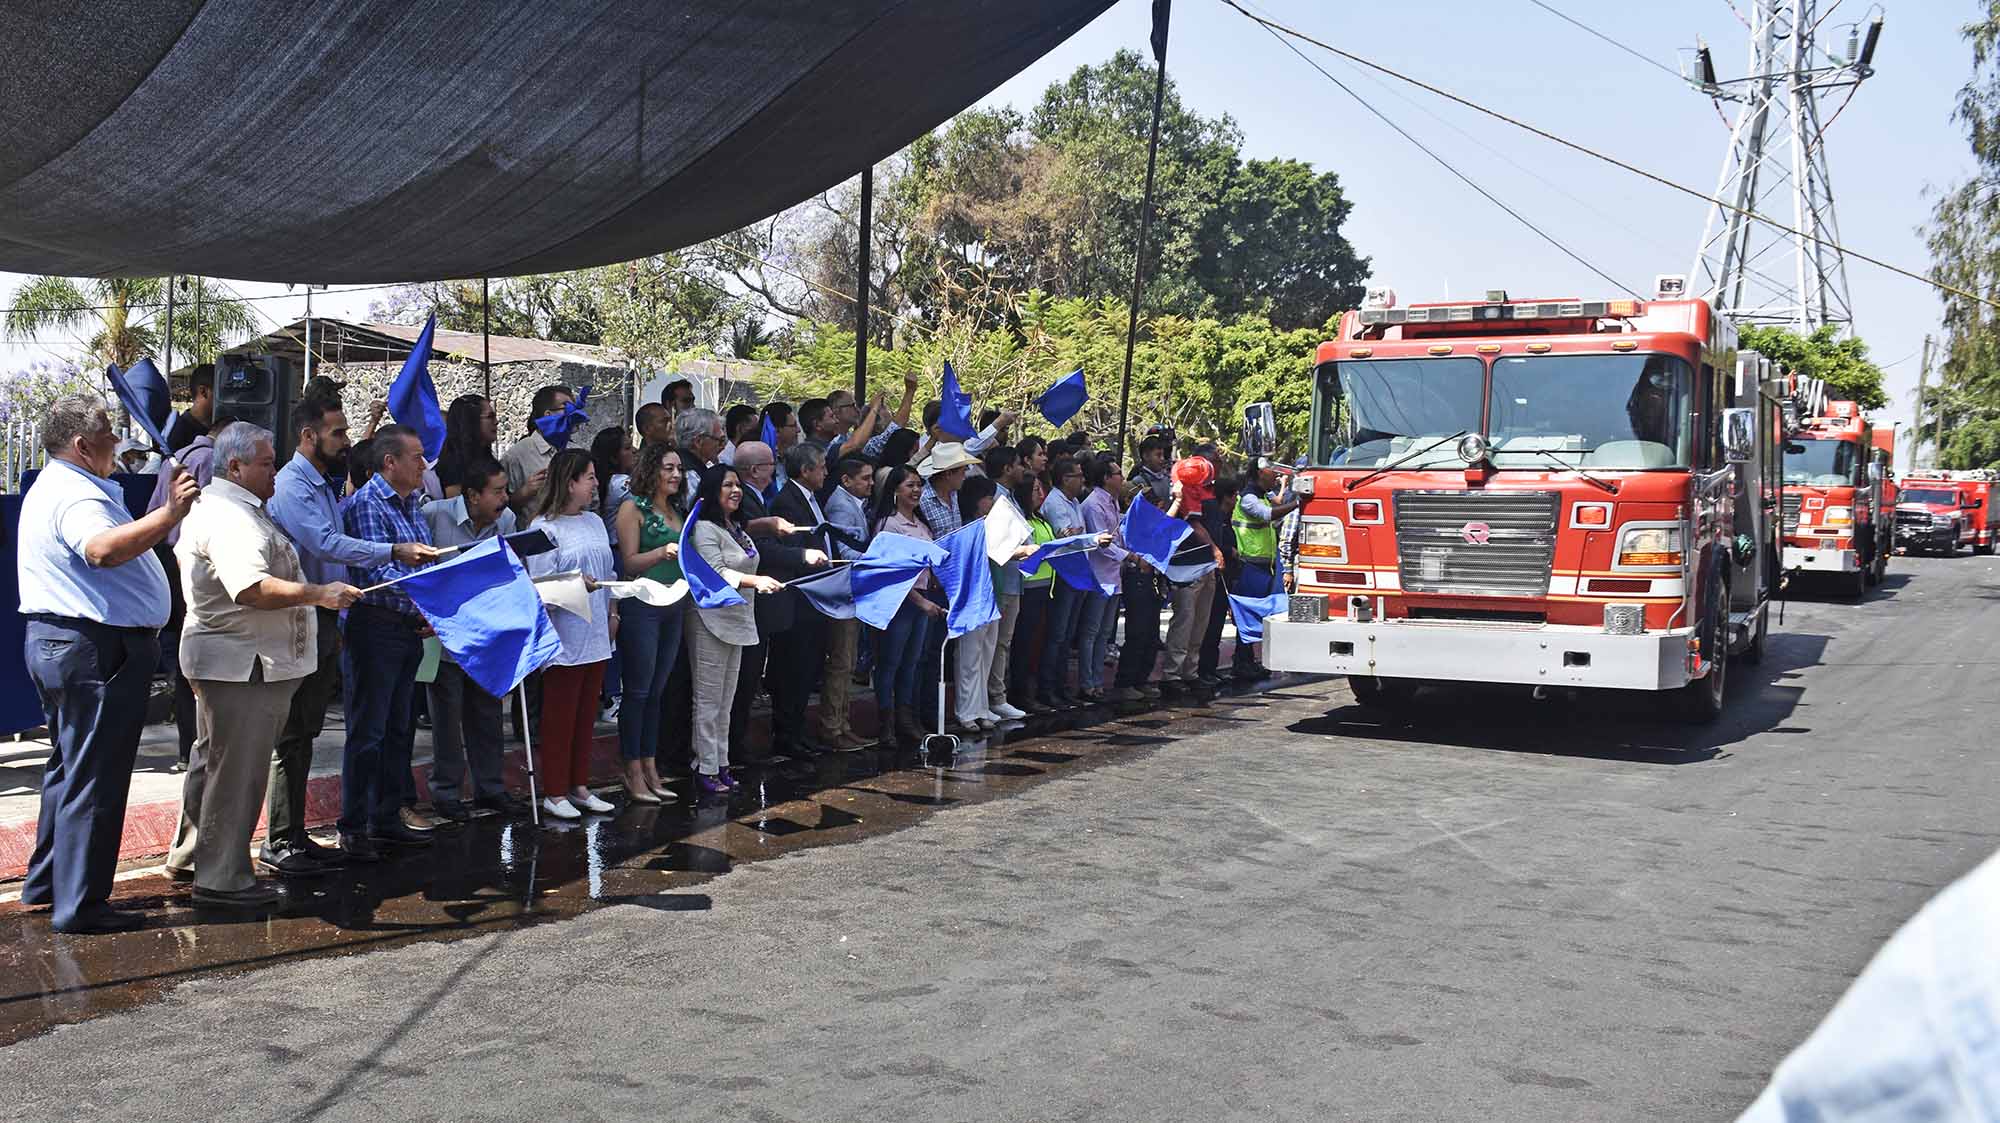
[352,544,466,596]
[518,682,542,826]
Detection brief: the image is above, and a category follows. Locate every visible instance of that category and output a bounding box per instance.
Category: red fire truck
[1780,399,1892,594]
[1895,470,1997,555]
[1260,287,1782,722]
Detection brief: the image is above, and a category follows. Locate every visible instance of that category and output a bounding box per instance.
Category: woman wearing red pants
[526,449,619,821]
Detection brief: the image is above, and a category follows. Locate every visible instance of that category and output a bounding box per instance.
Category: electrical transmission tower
[1685,3,1883,332]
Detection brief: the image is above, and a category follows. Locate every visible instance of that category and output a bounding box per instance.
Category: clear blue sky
[3,0,1972,463]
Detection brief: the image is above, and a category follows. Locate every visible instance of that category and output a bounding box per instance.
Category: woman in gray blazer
[686,467,782,794]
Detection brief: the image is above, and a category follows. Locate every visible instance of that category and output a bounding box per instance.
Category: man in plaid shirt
[337,424,437,861]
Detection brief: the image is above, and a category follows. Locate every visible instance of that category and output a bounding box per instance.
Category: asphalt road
[6,553,1999,1122]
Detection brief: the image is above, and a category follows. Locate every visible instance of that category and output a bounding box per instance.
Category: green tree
[1738,324,1888,409]
[1942,417,2000,469]
[4,275,253,368]
[1196,158,1368,328]
[1925,4,2000,454]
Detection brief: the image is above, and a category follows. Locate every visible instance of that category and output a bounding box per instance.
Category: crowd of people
[16,364,1298,933]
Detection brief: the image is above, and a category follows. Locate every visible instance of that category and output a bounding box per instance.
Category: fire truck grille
[1393,491,1559,597]
[1782,494,1802,533]
[1895,508,1933,531]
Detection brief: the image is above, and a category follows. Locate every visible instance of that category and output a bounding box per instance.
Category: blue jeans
[21,618,157,928]
[875,600,934,713]
[1038,580,1086,696]
[617,600,684,762]
[339,605,424,836]
[1074,591,1118,691]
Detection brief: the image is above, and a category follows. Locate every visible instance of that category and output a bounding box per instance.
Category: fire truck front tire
[1670,579,1729,723]
[1348,675,1418,711]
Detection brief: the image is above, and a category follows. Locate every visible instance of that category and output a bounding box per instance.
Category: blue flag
[938,361,975,438]
[399,536,563,698]
[1227,592,1288,644]
[679,500,747,609]
[934,519,998,637]
[1121,496,1189,570]
[387,313,446,460]
[104,363,172,455]
[1035,368,1087,427]
[123,358,173,434]
[532,385,591,449]
[791,531,946,629]
[1017,531,1100,595]
[760,412,779,451]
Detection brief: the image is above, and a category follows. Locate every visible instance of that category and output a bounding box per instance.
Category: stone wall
[314,358,633,456]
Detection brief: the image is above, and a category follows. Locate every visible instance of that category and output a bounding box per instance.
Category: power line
[1216,0,1999,314]
[1251,18,1642,298]
[1523,0,1684,81]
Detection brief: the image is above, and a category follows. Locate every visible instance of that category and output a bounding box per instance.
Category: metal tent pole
[482,277,493,400]
[854,166,873,404]
[1115,0,1172,462]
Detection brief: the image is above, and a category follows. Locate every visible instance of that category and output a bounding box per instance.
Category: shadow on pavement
[1286,635,1830,765]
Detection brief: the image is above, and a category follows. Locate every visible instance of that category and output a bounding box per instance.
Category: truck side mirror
[1242,402,1278,460]
[1722,407,1756,464]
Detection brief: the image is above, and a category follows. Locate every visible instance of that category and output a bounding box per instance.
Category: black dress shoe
[53,906,146,934]
[369,822,434,847]
[257,844,332,877]
[780,739,828,758]
[475,792,531,818]
[430,798,473,823]
[292,833,345,863]
[192,883,283,909]
[338,833,384,862]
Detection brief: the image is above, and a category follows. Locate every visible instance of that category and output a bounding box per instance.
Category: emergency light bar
[1357,299,1639,326]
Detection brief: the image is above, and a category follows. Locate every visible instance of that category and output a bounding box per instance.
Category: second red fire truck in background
[1779,398,1892,596]
[1895,470,1998,555]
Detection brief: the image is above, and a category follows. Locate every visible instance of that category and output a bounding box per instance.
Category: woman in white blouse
[526,449,619,821]
[685,466,783,794]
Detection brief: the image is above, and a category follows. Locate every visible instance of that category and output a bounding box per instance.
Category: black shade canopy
[0,0,1114,282]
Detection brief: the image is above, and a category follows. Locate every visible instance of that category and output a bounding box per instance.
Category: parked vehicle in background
[1781,399,1891,596]
[1895,471,1996,555]
[1261,283,1782,723]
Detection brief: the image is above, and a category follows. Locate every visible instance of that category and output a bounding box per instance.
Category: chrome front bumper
[1783,545,1859,573]
[1262,617,1695,691]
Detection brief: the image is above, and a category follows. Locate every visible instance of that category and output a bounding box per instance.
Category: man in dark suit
[767,443,838,756]
[727,442,827,764]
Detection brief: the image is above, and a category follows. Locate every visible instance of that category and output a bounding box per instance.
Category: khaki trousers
[1163,571,1217,681]
[818,617,860,740]
[169,668,301,892]
[687,616,744,776]
[988,593,1021,707]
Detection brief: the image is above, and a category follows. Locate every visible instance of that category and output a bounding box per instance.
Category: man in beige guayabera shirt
[167,424,360,909]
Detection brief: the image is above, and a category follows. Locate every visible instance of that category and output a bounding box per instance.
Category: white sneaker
[572,790,616,813]
[975,710,1007,725]
[599,698,621,722]
[542,797,582,820]
[991,703,1028,720]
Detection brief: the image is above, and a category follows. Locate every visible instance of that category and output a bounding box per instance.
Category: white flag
[984,492,1033,565]
[532,572,593,622]
[598,577,689,607]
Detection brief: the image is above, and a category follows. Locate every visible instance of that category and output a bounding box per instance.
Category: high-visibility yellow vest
[1233,496,1276,562]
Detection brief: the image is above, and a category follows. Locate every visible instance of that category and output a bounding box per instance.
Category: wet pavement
[6,555,1999,1121]
[0,686,1274,1047]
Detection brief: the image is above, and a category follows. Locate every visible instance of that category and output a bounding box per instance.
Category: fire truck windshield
[1899,488,1959,506]
[1487,353,1693,470]
[1783,439,1857,487]
[1313,357,1483,466]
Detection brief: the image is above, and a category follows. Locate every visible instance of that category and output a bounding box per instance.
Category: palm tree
[4,275,255,369]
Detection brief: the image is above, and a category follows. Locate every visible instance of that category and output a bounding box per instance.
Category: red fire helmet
[1173,456,1215,505]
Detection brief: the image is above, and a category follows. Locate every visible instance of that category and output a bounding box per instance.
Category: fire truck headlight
[1934,513,1957,526]
[1615,525,1684,568]
[1298,519,1346,562]
[1823,506,1853,526]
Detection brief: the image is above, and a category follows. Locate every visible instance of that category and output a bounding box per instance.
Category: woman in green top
[1009,475,1058,713]
[613,443,686,803]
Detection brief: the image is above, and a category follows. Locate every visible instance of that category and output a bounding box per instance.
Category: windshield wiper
[1518,446,1619,494]
[1344,430,1468,492]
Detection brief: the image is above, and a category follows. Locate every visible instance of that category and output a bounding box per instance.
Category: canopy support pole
[482,277,493,400]
[163,277,176,375]
[854,165,873,404]
[1116,0,1172,462]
